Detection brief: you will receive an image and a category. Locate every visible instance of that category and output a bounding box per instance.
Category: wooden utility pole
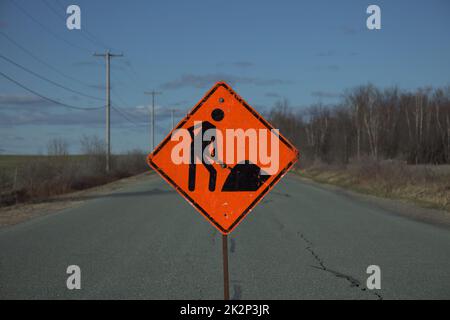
[93,50,123,172]
[169,108,179,130]
[145,90,162,150]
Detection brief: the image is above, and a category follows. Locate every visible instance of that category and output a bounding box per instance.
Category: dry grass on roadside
[298,159,450,212]
[0,151,149,208]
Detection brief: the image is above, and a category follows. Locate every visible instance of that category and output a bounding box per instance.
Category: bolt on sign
[147,82,299,234]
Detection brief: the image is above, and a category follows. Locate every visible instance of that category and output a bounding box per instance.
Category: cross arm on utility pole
[93,52,124,58]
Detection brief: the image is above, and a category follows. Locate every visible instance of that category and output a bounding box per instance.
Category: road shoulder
[292,173,450,230]
[0,172,156,228]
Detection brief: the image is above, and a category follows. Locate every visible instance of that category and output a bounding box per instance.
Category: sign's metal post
[222,234,230,300]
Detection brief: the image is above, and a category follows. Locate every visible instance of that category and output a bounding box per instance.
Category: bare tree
[80,135,105,155]
[269,84,450,166]
[47,138,69,156]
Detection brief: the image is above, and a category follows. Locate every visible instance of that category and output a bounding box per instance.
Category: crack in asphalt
[230,238,236,253]
[231,284,242,300]
[298,232,383,300]
[272,192,291,198]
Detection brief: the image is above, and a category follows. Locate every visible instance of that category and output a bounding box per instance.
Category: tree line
[268,84,450,165]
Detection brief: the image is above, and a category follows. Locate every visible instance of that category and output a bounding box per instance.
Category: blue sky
[1,0,449,154]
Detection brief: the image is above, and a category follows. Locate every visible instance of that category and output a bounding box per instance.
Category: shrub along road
[0,173,450,299]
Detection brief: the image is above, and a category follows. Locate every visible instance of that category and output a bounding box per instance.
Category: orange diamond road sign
[147,81,299,234]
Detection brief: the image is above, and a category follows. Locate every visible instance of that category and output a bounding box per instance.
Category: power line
[0,53,103,102]
[42,0,68,23]
[111,106,147,127]
[110,86,151,125]
[0,31,95,88]
[111,92,146,123]
[54,0,67,11]
[121,63,147,92]
[0,71,103,111]
[10,0,92,53]
[6,1,146,104]
[54,0,114,51]
[41,0,112,51]
[128,63,148,87]
[114,102,150,124]
[111,88,131,107]
[42,0,147,96]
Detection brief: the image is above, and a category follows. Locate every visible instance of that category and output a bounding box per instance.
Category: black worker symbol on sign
[187,108,224,192]
[187,104,270,193]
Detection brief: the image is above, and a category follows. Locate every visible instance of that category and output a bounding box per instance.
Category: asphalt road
[1,174,450,299]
